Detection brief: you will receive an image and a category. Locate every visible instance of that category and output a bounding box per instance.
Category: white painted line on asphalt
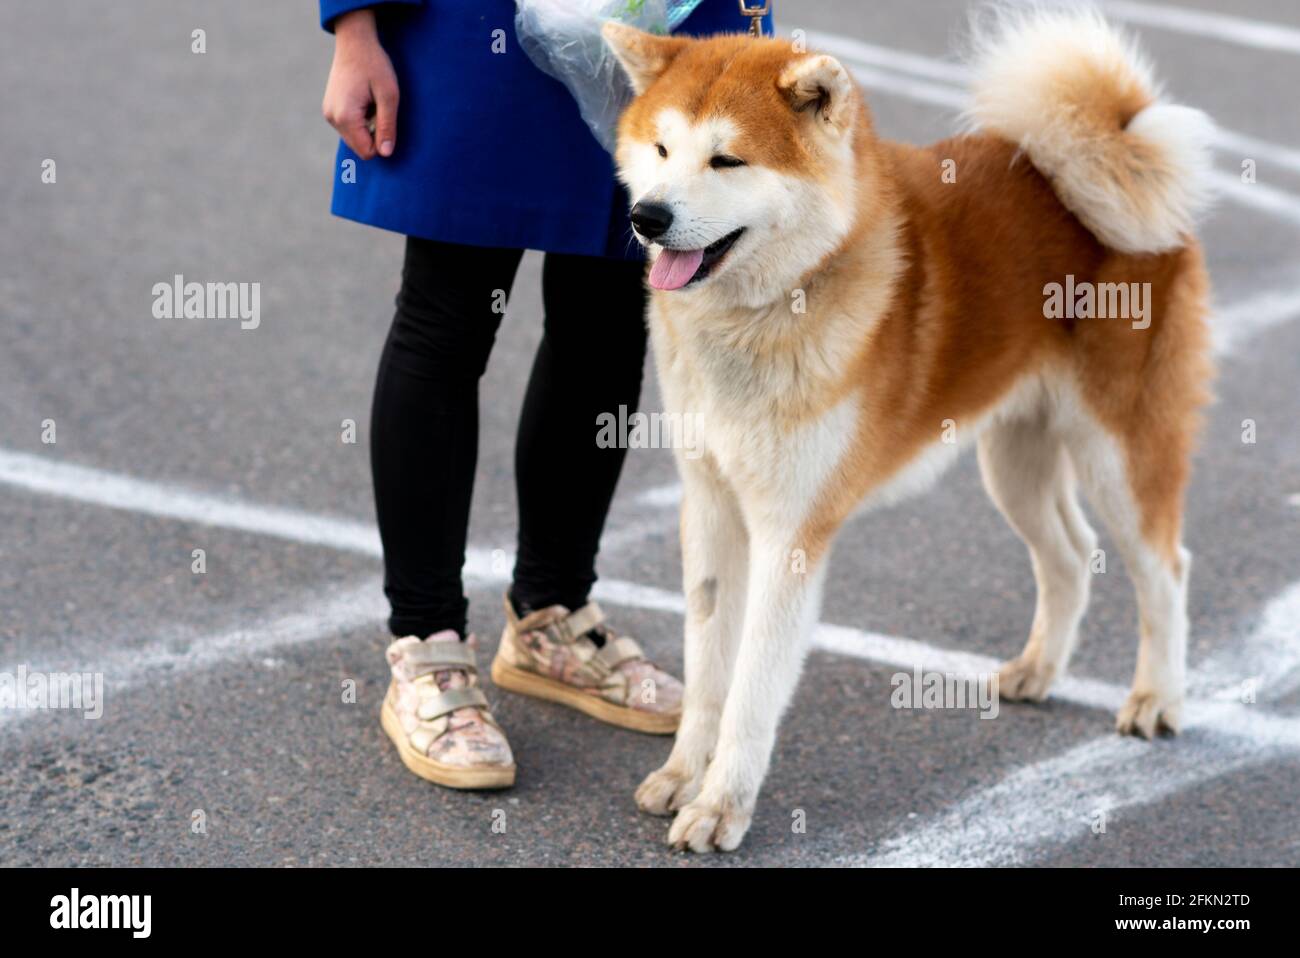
[1195,579,1300,704]
[5,449,1298,871]
[633,482,684,509]
[0,579,387,727]
[860,688,1300,867]
[599,515,676,553]
[818,621,1300,750]
[840,58,971,112]
[1210,170,1300,228]
[0,446,668,578]
[1213,279,1300,354]
[815,621,1118,714]
[4,448,1293,739]
[802,31,969,86]
[0,452,988,718]
[802,30,1300,185]
[1213,128,1300,181]
[10,522,1297,751]
[0,448,383,557]
[856,575,1300,867]
[854,732,1263,867]
[1098,0,1300,56]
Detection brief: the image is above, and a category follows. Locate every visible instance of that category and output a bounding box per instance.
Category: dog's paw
[995,653,1057,702]
[666,793,752,853]
[1116,688,1182,739]
[635,764,702,817]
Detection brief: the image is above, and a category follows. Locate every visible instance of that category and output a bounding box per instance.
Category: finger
[337,109,376,160]
[372,81,399,157]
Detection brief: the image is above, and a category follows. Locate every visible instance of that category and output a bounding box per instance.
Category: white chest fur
[649,298,862,533]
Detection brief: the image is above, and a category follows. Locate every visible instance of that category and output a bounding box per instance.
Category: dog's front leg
[667,528,826,852]
[637,462,748,815]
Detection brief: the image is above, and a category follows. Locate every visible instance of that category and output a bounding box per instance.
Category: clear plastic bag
[514,1,706,153]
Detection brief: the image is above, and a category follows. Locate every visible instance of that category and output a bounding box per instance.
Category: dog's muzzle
[631,201,674,240]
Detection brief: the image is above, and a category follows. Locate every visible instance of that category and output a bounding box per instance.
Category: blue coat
[320,1,773,258]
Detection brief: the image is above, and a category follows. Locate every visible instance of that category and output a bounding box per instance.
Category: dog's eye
[656,143,668,158]
[710,155,746,169]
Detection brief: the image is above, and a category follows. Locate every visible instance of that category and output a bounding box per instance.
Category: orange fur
[612,31,1211,571]
[798,134,1211,568]
[605,17,1215,850]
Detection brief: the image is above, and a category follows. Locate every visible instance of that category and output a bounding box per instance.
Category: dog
[602,6,1215,852]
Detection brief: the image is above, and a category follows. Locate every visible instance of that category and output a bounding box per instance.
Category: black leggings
[370,237,648,638]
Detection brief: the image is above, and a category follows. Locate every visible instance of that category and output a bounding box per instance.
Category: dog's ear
[778,54,856,136]
[602,22,688,95]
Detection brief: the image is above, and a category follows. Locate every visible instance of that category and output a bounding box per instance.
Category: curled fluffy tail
[965,5,1215,254]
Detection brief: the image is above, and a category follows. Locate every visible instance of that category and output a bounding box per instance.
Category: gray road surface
[1,0,1298,866]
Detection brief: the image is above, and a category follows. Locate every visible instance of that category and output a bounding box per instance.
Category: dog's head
[603,25,867,306]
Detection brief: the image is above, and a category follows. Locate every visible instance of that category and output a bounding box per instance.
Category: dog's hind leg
[979,416,1097,702]
[636,459,748,816]
[1065,257,1208,737]
[1068,424,1192,738]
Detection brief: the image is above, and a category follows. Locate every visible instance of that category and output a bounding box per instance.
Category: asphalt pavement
[0,0,1297,867]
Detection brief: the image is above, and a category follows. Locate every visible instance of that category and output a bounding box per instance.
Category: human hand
[321,9,399,159]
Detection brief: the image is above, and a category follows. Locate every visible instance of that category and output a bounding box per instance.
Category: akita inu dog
[602,7,1215,852]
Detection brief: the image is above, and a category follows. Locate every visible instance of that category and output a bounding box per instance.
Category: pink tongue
[648,248,705,291]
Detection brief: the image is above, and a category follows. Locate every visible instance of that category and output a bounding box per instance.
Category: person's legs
[509,252,648,612]
[492,251,684,733]
[371,236,524,639]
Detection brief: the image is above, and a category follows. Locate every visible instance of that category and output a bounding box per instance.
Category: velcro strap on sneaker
[595,636,644,671]
[405,641,477,675]
[553,601,605,643]
[416,687,488,722]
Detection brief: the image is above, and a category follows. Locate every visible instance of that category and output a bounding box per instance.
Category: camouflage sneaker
[380,631,515,789]
[491,595,683,734]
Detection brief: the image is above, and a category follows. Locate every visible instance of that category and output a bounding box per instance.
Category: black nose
[630,201,673,239]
